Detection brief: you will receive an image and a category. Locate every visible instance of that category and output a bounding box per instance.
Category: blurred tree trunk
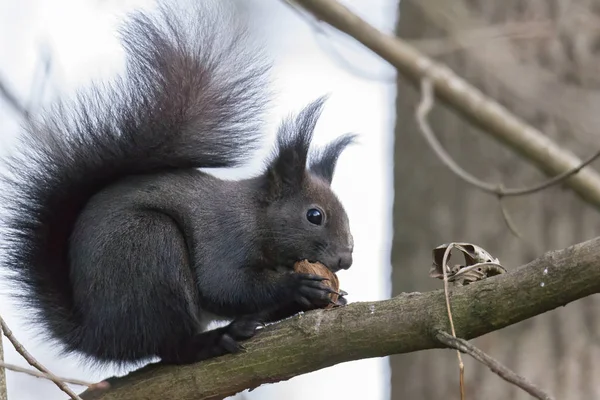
[391,0,600,399]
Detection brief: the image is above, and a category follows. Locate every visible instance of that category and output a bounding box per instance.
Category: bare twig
[0,48,51,124]
[416,78,600,198]
[0,324,6,400]
[441,244,465,400]
[497,196,524,239]
[25,45,52,113]
[437,330,554,400]
[416,77,597,239]
[0,78,30,119]
[0,316,82,400]
[290,0,600,210]
[0,361,107,390]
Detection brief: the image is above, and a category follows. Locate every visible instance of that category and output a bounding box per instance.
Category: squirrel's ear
[265,97,327,198]
[309,133,357,185]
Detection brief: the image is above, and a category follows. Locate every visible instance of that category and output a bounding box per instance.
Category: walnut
[293,259,341,309]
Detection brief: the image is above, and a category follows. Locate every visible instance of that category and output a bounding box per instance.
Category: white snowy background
[0,0,397,399]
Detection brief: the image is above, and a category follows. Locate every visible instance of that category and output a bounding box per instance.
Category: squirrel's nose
[337,251,353,270]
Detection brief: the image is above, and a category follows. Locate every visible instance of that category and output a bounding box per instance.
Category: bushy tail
[0,2,269,343]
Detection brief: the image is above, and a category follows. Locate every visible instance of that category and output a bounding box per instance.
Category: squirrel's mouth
[328,264,343,273]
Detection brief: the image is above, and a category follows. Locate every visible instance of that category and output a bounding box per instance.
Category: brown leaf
[430,243,507,286]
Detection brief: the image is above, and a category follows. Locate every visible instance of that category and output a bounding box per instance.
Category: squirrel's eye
[306,208,323,225]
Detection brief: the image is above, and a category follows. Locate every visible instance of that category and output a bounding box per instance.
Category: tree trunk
[391,1,600,399]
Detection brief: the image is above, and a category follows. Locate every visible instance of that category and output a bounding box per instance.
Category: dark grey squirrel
[0,3,355,365]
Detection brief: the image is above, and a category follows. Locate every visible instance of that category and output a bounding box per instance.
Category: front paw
[288,272,340,309]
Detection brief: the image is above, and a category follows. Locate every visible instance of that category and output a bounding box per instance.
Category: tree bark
[79,236,600,400]
[392,1,600,399]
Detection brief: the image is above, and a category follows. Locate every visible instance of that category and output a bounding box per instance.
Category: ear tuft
[265,96,328,197]
[310,133,357,184]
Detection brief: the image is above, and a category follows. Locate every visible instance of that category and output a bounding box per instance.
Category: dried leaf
[430,243,506,286]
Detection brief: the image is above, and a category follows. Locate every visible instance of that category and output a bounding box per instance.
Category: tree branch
[80,236,600,400]
[289,0,600,211]
[0,361,105,391]
[0,324,6,400]
[416,78,600,198]
[0,316,82,400]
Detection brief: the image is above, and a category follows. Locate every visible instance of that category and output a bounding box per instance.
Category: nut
[293,259,340,309]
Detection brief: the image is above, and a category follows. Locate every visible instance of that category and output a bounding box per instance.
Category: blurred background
[1,0,600,399]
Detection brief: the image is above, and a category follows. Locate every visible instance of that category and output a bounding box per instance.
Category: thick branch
[81,236,600,400]
[290,0,600,210]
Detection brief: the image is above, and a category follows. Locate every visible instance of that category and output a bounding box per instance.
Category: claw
[323,286,341,296]
[334,299,346,307]
[334,296,348,307]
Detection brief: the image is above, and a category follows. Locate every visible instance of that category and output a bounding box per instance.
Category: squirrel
[0,3,355,365]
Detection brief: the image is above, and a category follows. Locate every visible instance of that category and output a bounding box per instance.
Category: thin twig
[436,330,555,400]
[0,324,6,400]
[25,45,52,113]
[416,78,600,198]
[0,361,107,390]
[0,315,83,400]
[441,244,465,400]
[0,48,51,123]
[0,78,30,119]
[497,196,524,239]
